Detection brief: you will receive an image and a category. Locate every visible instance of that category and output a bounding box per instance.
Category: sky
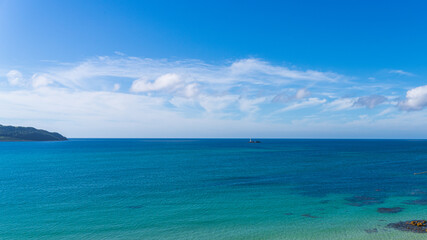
[0,0,427,138]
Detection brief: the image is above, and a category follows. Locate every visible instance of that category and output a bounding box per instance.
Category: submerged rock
[388,220,427,233]
[403,198,427,205]
[365,228,378,233]
[127,205,143,209]
[301,214,320,218]
[345,195,384,206]
[377,207,404,213]
[409,189,427,196]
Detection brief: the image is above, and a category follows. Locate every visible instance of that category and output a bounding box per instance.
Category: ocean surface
[1,139,427,239]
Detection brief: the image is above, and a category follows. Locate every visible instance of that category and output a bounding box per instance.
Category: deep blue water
[1,139,427,239]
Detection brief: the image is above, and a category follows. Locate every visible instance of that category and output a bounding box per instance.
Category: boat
[249,138,261,143]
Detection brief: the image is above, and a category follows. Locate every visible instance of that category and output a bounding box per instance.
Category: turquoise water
[1,139,427,239]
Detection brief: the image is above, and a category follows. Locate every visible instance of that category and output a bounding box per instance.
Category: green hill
[0,124,67,141]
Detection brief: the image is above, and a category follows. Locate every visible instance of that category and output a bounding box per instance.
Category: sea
[1,139,427,239]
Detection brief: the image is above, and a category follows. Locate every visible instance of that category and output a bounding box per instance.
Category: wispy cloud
[272,88,310,103]
[1,55,426,137]
[276,98,326,113]
[229,59,342,83]
[389,69,414,76]
[325,95,389,111]
[325,98,357,111]
[353,95,387,109]
[24,57,344,91]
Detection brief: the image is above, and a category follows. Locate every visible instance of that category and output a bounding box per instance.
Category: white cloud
[198,94,239,113]
[230,59,342,82]
[114,51,125,56]
[326,95,388,111]
[239,97,266,114]
[389,69,414,76]
[325,98,357,111]
[113,83,121,91]
[353,95,387,109]
[277,98,326,112]
[32,73,52,88]
[399,85,427,111]
[169,96,196,109]
[295,88,310,99]
[19,56,345,95]
[3,55,426,138]
[0,87,169,136]
[182,83,199,98]
[6,70,24,86]
[376,107,395,117]
[272,88,310,103]
[131,73,182,92]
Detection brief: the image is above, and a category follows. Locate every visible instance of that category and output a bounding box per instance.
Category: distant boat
[249,138,261,143]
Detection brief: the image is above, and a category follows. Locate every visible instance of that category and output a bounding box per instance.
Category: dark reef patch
[403,198,427,205]
[388,220,427,233]
[127,205,143,209]
[345,195,385,206]
[301,214,320,218]
[409,189,427,196]
[364,228,378,233]
[377,207,404,213]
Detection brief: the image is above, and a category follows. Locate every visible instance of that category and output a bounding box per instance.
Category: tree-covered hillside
[0,125,67,141]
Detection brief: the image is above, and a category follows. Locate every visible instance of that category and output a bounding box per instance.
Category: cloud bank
[1,56,426,138]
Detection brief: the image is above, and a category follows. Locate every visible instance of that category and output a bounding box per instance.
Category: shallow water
[1,139,426,239]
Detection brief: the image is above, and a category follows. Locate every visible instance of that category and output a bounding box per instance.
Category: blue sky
[1,0,427,138]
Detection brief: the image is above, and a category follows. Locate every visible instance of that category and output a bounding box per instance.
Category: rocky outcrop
[388,220,427,233]
[377,207,404,213]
